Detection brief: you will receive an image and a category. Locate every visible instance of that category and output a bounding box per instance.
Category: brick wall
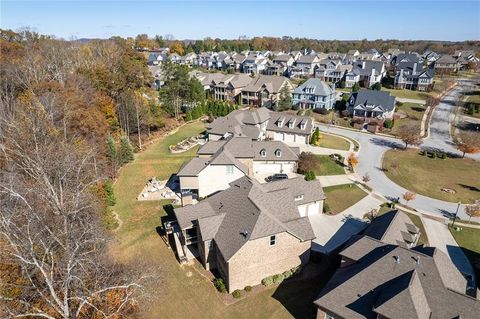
[226,231,311,292]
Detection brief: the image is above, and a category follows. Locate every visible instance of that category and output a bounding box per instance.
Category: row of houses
[167,107,478,316]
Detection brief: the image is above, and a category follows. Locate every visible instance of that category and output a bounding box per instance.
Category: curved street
[316,80,480,221]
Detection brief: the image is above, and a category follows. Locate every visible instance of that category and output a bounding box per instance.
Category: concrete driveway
[310,194,384,254]
[422,216,475,282]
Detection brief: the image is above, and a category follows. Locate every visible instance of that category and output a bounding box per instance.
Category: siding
[198,165,245,197]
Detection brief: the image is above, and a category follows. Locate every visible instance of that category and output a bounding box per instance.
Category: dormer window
[300,123,305,130]
[294,194,304,201]
[288,122,293,129]
[260,149,266,157]
[274,149,281,157]
[278,119,284,127]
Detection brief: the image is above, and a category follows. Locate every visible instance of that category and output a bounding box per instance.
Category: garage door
[273,132,284,141]
[283,133,295,143]
[281,163,296,173]
[253,162,282,174]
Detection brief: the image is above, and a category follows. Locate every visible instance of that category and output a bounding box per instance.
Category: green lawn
[111,121,330,319]
[323,184,368,214]
[389,102,426,136]
[382,87,429,100]
[317,133,350,151]
[450,225,480,254]
[383,149,480,203]
[465,89,480,119]
[311,155,345,176]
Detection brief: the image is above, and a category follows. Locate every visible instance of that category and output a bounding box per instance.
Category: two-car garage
[253,161,297,174]
[273,132,308,144]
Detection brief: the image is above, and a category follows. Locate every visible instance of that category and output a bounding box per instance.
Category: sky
[1,0,480,41]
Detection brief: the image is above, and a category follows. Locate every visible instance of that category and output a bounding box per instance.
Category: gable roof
[363,210,420,247]
[350,89,396,113]
[352,60,385,76]
[314,236,479,319]
[293,78,335,96]
[266,113,314,135]
[242,75,289,94]
[174,176,324,260]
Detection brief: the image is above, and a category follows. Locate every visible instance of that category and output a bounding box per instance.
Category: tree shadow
[369,137,404,149]
[458,184,480,192]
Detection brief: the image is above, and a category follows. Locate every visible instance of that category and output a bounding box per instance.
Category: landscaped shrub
[261,276,274,286]
[341,110,350,117]
[214,278,227,293]
[384,119,394,129]
[313,107,329,115]
[323,203,331,214]
[244,285,252,292]
[282,270,293,279]
[291,265,302,275]
[232,290,241,299]
[419,150,426,156]
[304,109,313,116]
[436,152,447,159]
[272,274,285,284]
[296,109,305,116]
[304,170,316,181]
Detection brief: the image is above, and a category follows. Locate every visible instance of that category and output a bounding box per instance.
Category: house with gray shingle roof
[434,54,459,74]
[314,211,479,319]
[292,78,336,110]
[177,136,300,197]
[394,62,435,91]
[173,175,325,292]
[345,61,386,88]
[347,89,396,121]
[207,108,313,144]
[240,75,293,109]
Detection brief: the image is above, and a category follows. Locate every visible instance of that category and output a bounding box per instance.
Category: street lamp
[451,201,461,228]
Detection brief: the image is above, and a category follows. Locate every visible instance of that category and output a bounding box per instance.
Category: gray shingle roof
[174,176,323,260]
[242,75,289,94]
[267,113,314,135]
[314,236,479,319]
[363,210,419,247]
[293,78,335,96]
[349,89,396,113]
[352,60,385,76]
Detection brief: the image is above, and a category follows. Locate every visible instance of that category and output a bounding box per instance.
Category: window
[226,165,234,175]
[269,235,276,246]
[260,149,266,157]
[324,314,336,319]
[274,149,281,157]
[294,194,304,201]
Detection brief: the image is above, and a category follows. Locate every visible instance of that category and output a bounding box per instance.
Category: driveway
[310,194,383,254]
[317,174,355,187]
[422,216,475,283]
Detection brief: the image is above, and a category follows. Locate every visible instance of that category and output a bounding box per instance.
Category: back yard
[110,121,330,319]
[323,184,368,214]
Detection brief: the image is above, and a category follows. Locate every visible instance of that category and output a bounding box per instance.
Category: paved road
[422,79,480,160]
[316,80,480,221]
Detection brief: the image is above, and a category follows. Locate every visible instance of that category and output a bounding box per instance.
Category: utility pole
[451,201,462,228]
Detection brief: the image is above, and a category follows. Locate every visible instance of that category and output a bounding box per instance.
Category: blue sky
[1,1,479,41]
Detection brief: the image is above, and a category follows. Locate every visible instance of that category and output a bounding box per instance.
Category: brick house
[173,176,325,292]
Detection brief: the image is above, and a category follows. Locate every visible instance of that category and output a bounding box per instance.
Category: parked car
[265,173,288,182]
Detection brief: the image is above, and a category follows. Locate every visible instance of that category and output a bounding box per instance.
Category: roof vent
[413,256,420,265]
[240,231,249,238]
[393,255,400,264]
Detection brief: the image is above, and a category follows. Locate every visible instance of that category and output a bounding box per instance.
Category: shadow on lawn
[272,256,340,319]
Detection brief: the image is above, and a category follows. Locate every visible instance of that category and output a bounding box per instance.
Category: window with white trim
[260,149,266,157]
[269,235,276,246]
[275,149,281,157]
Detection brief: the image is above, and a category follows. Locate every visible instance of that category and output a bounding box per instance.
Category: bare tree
[0,109,146,319]
[397,124,423,149]
[465,200,480,223]
[455,131,480,158]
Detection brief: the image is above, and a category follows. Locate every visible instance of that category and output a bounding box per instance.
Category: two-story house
[394,62,435,91]
[177,136,300,197]
[173,175,325,292]
[289,55,321,77]
[242,54,268,74]
[345,61,386,88]
[292,78,336,110]
[434,54,459,74]
[206,108,314,144]
[241,75,293,109]
[348,89,396,122]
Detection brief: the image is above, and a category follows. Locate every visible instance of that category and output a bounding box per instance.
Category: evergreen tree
[107,136,117,164]
[352,82,360,92]
[185,110,192,122]
[119,136,134,164]
[104,180,116,206]
[278,85,292,111]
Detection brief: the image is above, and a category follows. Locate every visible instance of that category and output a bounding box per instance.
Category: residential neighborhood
[1,1,480,319]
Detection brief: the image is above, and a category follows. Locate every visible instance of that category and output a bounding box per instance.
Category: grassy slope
[111,121,328,319]
[383,149,480,203]
[323,184,368,214]
[389,102,425,136]
[317,133,350,151]
[312,155,345,176]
